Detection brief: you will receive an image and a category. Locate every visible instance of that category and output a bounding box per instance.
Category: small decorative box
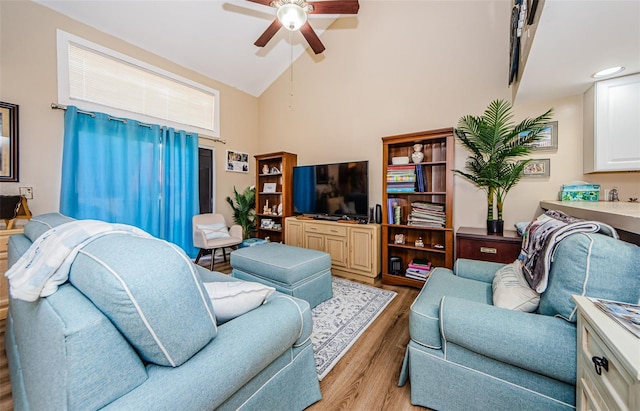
[560,183,601,201]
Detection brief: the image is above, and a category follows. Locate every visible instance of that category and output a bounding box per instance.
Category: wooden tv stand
[284,217,381,284]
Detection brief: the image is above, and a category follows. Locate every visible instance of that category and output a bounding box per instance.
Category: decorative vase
[411,144,424,163]
[487,220,504,234]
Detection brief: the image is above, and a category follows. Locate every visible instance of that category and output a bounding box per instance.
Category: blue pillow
[69,234,217,366]
[538,233,640,322]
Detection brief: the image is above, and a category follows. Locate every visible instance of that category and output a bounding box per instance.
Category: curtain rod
[51,103,226,144]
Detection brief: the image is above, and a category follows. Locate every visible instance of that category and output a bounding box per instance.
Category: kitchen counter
[540,200,640,236]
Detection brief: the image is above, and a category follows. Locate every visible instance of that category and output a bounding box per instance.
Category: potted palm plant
[454,99,553,233]
[226,186,256,239]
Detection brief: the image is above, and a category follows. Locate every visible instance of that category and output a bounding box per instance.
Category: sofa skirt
[399,341,575,411]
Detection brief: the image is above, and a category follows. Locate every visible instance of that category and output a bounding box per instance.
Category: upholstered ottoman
[230,243,332,308]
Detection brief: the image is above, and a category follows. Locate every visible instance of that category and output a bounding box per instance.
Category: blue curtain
[293,166,316,213]
[60,106,199,257]
[160,127,199,257]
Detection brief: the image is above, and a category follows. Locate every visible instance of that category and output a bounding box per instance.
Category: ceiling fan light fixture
[277,3,308,31]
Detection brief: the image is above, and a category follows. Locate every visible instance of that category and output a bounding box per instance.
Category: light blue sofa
[399,232,640,411]
[5,213,322,410]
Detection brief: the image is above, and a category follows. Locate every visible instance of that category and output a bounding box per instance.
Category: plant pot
[487,220,504,234]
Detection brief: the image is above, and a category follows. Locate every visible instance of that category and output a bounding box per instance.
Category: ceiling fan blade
[255,19,282,47]
[308,0,359,14]
[300,22,325,54]
[246,0,274,6]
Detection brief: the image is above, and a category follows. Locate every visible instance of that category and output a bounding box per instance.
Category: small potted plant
[454,99,553,233]
[226,186,256,239]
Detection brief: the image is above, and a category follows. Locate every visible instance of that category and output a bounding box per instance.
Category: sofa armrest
[440,296,576,385]
[453,258,505,283]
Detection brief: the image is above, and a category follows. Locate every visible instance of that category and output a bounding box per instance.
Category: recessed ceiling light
[592,66,625,78]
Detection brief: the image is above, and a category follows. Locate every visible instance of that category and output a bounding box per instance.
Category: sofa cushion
[539,233,640,322]
[197,222,231,240]
[492,261,540,312]
[204,281,275,323]
[24,212,76,242]
[69,234,217,367]
[410,268,492,349]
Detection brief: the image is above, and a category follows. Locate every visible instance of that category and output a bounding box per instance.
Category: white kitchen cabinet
[584,73,640,173]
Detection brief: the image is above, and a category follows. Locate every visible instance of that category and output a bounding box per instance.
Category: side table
[573,295,640,410]
[0,228,24,319]
[456,226,521,264]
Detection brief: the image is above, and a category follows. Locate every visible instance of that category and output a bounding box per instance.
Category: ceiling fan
[248,0,360,54]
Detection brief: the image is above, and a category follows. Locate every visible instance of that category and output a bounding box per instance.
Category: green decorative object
[454,99,553,233]
[226,186,256,239]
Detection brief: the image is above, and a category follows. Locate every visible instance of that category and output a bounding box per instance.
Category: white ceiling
[516,0,640,103]
[36,0,640,101]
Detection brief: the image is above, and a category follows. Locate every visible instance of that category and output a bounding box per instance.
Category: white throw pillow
[204,281,275,323]
[196,222,231,240]
[492,261,540,312]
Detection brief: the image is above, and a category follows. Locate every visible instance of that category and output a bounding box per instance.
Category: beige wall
[0,1,257,225]
[258,1,638,231]
[1,1,636,232]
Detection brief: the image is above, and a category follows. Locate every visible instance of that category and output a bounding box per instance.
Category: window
[57,29,220,137]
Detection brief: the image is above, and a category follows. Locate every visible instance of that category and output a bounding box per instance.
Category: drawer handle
[592,356,608,375]
[480,247,497,254]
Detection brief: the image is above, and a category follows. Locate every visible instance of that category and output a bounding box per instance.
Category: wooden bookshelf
[381,128,454,288]
[254,152,297,243]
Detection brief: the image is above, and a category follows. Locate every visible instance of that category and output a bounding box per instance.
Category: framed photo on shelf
[523,158,550,178]
[263,182,277,193]
[226,149,249,173]
[0,101,19,182]
[522,121,558,151]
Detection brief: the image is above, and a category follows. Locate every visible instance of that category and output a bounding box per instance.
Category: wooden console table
[0,228,24,319]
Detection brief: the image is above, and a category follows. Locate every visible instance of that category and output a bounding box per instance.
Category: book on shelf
[405,273,428,281]
[407,201,445,228]
[404,258,433,281]
[415,164,425,192]
[387,166,417,193]
[387,174,417,182]
[588,297,640,339]
[387,198,408,224]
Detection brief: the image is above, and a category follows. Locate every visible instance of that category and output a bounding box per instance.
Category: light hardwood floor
[0,258,427,410]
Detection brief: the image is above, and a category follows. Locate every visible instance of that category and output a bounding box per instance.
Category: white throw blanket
[5,219,151,302]
[519,210,618,293]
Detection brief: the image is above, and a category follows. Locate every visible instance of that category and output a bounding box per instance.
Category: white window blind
[57,30,220,137]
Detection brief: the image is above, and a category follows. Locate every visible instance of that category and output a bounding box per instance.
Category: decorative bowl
[391,156,410,165]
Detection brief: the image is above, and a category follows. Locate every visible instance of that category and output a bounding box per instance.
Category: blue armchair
[399,232,640,411]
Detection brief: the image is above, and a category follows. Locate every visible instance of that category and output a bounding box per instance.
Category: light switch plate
[19,187,33,199]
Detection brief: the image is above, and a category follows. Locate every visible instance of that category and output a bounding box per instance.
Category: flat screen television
[292,161,369,219]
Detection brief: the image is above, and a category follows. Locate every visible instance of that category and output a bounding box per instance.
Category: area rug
[311,277,396,380]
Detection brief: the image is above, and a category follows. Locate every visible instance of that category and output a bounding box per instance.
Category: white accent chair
[193,213,243,270]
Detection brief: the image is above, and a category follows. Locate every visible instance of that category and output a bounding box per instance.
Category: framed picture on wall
[523,158,550,178]
[226,149,249,173]
[522,121,558,151]
[0,101,19,182]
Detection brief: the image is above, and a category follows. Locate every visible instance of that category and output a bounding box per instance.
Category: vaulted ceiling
[35,0,640,102]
